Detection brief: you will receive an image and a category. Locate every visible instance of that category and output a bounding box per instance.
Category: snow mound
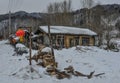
[11,65,42,80]
[0,40,9,44]
[14,37,20,41]
[41,47,51,53]
[15,43,28,54]
[16,43,26,48]
[75,46,98,52]
[110,38,120,50]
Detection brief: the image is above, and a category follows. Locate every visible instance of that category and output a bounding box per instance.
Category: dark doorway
[75,37,79,46]
[69,38,74,47]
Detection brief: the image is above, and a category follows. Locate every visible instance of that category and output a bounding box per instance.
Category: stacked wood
[64,65,74,73]
[38,44,45,52]
[57,66,104,79]
[73,71,95,78]
[46,65,57,75]
[44,64,105,80]
[45,67,71,79]
[45,65,95,79]
[73,71,87,77]
[64,66,95,78]
[56,71,71,79]
[30,45,57,69]
[43,54,55,67]
[31,52,57,68]
[30,52,47,62]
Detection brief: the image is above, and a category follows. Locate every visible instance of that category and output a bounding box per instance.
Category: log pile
[31,45,57,69]
[42,54,57,68]
[45,65,71,79]
[45,65,105,80]
[33,51,57,68]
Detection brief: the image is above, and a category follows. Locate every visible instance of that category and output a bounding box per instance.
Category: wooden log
[94,73,105,77]
[73,71,87,77]
[46,66,57,75]
[56,71,71,79]
[64,66,74,73]
[87,71,95,79]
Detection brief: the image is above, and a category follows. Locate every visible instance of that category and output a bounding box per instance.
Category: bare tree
[60,0,73,25]
[47,3,54,13]
[80,0,94,27]
[115,20,120,37]
[101,14,119,49]
[81,0,94,9]
[47,0,73,26]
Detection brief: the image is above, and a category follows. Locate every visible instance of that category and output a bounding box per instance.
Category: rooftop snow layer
[39,26,97,36]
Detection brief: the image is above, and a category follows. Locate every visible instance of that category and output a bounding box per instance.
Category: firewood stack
[64,65,74,74]
[46,65,57,75]
[31,45,57,69]
[38,44,45,52]
[31,52,48,62]
[56,71,71,79]
[34,52,57,68]
[49,65,104,79]
[42,53,57,68]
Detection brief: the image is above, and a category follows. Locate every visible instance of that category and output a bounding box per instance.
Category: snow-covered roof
[39,26,97,36]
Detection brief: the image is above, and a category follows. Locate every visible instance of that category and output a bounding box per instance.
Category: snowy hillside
[0,40,120,83]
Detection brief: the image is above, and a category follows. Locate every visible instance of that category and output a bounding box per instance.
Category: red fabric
[16,29,25,37]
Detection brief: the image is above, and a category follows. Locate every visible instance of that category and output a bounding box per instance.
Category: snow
[16,43,26,48]
[110,38,120,49]
[31,35,40,39]
[39,26,97,36]
[110,29,119,37]
[41,47,51,53]
[14,37,20,41]
[0,40,120,83]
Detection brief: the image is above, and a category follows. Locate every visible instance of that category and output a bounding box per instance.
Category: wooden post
[48,24,55,63]
[29,27,32,65]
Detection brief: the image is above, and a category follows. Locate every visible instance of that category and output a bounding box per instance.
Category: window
[56,35,64,48]
[52,35,64,49]
[82,37,90,46]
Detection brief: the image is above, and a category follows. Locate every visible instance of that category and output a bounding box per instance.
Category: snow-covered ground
[0,40,120,83]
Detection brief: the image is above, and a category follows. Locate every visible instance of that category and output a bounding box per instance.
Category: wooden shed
[35,26,97,48]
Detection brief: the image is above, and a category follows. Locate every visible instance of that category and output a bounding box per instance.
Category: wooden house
[35,26,97,48]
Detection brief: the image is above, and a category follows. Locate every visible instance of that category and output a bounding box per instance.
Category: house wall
[64,35,74,48]
[43,34,50,46]
[90,37,95,46]
[64,35,95,48]
[79,36,82,45]
[80,36,95,46]
[36,32,95,48]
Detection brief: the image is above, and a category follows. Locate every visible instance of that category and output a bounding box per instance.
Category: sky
[0,0,120,14]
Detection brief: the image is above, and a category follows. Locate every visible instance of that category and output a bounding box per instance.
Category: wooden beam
[48,24,55,64]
